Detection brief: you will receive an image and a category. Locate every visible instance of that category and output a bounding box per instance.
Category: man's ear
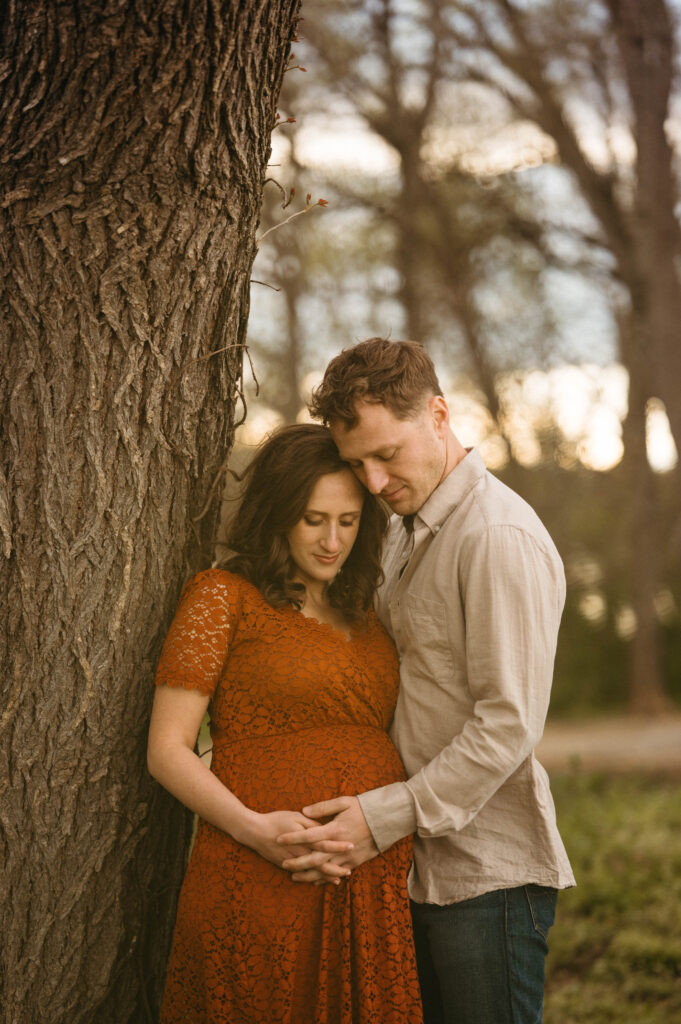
[428,395,450,435]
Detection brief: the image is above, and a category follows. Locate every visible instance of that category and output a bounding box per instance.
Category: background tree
[0,1,300,1021]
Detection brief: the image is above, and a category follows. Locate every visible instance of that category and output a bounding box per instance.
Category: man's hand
[276,796,379,883]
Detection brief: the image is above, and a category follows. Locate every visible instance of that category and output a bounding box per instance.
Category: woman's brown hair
[221,423,388,622]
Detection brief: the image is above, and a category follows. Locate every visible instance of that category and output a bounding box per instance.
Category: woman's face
[286,470,364,590]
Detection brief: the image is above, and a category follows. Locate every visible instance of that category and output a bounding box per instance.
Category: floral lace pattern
[155,570,423,1024]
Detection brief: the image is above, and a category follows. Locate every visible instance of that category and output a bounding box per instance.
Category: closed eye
[346,450,397,468]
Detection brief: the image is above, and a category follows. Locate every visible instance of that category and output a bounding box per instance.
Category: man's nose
[363,463,390,495]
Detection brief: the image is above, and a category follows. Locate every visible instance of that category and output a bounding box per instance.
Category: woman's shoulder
[185,566,271,608]
[181,566,236,596]
[189,566,240,585]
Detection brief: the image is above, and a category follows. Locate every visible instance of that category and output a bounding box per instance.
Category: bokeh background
[228,4,681,1018]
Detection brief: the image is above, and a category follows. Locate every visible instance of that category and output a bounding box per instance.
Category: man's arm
[365,526,565,848]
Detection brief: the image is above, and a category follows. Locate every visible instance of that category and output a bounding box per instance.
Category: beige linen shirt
[358,448,575,904]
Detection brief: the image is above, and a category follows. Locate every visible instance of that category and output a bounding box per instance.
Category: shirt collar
[413,448,486,535]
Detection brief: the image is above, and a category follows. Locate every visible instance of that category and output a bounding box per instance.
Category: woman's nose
[322,525,340,551]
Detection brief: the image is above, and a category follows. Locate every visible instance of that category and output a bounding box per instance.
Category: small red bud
[306,192,312,203]
[287,117,296,123]
[290,187,296,198]
[317,199,329,207]
[298,66,307,72]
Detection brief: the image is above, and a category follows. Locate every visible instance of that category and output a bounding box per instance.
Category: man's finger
[282,851,351,875]
[277,822,348,846]
[277,828,353,850]
[302,797,352,818]
[295,869,349,885]
[292,870,331,884]
[309,839,354,854]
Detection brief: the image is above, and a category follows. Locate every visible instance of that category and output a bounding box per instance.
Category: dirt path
[536,712,681,776]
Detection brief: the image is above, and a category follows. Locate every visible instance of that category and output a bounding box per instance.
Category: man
[278,338,575,1024]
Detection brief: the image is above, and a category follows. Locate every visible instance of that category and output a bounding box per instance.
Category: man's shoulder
[441,469,560,562]
[463,469,545,531]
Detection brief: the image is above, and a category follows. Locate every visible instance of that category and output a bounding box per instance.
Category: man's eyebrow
[346,446,397,460]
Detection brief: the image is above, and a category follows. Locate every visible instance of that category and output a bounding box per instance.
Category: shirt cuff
[357,781,417,852]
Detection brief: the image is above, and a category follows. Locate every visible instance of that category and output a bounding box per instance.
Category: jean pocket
[524,885,557,940]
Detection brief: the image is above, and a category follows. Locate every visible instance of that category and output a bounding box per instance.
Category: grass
[545,773,681,1024]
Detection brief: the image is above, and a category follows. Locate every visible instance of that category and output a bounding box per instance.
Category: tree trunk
[0,2,300,1021]
[607,0,681,472]
[619,319,671,713]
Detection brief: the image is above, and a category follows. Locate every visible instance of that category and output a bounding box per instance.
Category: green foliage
[496,460,681,715]
[546,774,681,1023]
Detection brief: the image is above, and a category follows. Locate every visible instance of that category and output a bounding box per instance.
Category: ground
[538,712,681,776]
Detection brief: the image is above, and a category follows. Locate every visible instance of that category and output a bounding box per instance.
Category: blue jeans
[410,885,557,1024]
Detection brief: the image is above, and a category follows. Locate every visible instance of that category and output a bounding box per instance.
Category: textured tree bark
[0,1,300,1021]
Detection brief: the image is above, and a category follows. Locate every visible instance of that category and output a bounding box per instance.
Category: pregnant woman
[147,423,422,1024]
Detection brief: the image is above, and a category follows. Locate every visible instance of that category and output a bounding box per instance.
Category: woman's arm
[147,685,351,874]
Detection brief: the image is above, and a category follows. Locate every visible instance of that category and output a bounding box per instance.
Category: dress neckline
[286,604,366,644]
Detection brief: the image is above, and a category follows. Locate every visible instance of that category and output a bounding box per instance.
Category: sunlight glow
[275,122,401,174]
[239,364,677,476]
[425,120,557,175]
[614,605,637,641]
[578,590,608,626]
[237,407,284,446]
[646,399,678,472]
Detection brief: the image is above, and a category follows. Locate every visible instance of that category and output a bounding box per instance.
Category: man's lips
[383,485,406,502]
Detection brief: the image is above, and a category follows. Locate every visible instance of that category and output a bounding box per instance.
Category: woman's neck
[299,580,329,612]
[296,581,352,638]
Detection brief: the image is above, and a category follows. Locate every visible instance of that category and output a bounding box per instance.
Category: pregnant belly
[210,723,405,813]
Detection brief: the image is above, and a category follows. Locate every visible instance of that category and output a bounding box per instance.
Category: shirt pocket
[402,593,453,685]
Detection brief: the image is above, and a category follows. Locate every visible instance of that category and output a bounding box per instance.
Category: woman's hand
[239,810,354,880]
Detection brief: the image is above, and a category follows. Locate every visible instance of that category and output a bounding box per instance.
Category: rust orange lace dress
[154,569,423,1024]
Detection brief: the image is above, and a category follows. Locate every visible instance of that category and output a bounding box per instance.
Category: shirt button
[433,525,440,533]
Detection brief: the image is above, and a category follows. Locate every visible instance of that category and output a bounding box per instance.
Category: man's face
[330,398,449,516]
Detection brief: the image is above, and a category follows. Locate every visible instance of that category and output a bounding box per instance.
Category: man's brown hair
[309,337,443,428]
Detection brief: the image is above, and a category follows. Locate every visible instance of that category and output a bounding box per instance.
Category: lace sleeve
[154,570,238,697]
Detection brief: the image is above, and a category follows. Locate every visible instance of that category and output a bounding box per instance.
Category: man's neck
[441,431,468,482]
